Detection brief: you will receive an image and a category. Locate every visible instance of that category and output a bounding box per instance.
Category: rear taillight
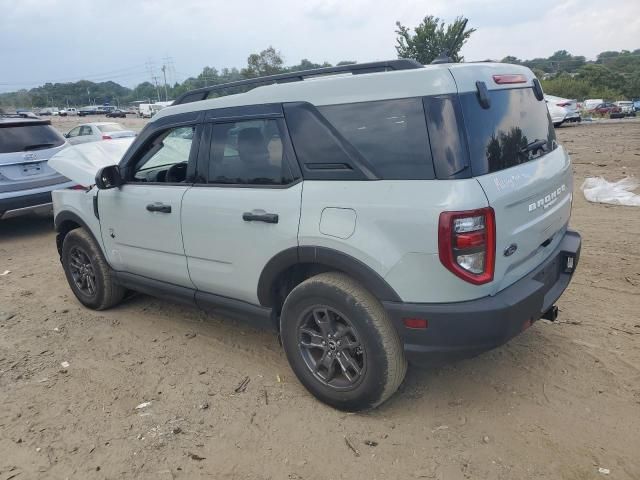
[556,102,571,107]
[102,135,112,140]
[438,207,495,285]
[68,184,88,191]
[492,74,527,84]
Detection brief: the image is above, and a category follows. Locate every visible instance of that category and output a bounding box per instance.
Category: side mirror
[63,133,69,138]
[95,165,123,189]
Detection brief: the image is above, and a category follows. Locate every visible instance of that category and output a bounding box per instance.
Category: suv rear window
[318,98,434,179]
[458,87,556,175]
[97,124,125,133]
[0,123,65,154]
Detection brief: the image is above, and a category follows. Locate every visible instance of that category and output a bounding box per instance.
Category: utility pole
[161,65,169,101]
[152,76,161,102]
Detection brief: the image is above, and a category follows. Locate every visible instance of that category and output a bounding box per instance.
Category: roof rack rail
[172,59,423,106]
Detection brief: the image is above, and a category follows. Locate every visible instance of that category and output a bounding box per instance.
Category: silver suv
[0,114,74,219]
[49,60,581,411]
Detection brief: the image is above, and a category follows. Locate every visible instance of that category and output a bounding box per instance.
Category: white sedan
[63,122,136,145]
[545,95,581,127]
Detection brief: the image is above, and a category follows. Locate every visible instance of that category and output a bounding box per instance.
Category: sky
[1,0,639,92]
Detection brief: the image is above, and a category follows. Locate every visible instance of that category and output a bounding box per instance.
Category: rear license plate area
[22,163,43,176]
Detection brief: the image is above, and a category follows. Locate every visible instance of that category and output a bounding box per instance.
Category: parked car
[37,107,59,116]
[97,106,117,115]
[0,113,74,219]
[633,99,640,112]
[614,101,636,117]
[78,106,99,117]
[63,122,136,145]
[589,102,624,118]
[105,109,127,118]
[59,108,78,116]
[545,95,581,127]
[49,60,581,411]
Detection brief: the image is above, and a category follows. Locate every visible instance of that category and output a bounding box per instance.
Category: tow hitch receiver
[542,305,559,322]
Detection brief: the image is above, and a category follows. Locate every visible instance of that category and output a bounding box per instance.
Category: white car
[545,95,580,127]
[583,99,604,111]
[63,122,136,145]
[614,101,636,116]
[59,108,78,116]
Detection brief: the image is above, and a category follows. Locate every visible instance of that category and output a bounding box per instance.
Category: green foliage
[502,49,640,100]
[241,46,285,78]
[395,15,476,64]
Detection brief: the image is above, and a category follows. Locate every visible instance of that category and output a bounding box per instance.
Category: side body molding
[257,246,402,307]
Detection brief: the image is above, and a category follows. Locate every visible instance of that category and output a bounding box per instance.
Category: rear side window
[0,124,65,154]
[97,124,125,133]
[207,119,295,185]
[458,87,556,175]
[318,98,434,180]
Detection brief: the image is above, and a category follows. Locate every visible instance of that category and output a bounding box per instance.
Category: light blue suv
[0,114,74,219]
[49,60,581,411]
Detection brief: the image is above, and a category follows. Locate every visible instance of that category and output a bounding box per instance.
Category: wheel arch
[257,246,402,311]
[54,211,101,259]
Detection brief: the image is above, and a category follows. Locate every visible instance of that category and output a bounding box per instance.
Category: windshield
[0,124,65,154]
[98,124,125,133]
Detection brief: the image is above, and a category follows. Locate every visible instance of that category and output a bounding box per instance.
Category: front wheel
[280,272,407,411]
[61,228,125,310]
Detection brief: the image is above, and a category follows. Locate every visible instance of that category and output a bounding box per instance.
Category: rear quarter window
[98,124,125,133]
[318,98,435,180]
[0,123,65,154]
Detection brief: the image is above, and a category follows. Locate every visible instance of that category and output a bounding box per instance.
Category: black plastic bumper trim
[383,229,581,365]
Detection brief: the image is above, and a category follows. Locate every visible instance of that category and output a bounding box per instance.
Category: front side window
[132,126,195,183]
[67,126,81,137]
[318,98,434,180]
[79,126,93,136]
[207,119,293,185]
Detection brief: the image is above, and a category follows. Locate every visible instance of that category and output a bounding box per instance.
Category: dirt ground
[1,119,639,480]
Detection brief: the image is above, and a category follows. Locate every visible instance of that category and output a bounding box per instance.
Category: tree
[241,46,285,78]
[395,16,476,64]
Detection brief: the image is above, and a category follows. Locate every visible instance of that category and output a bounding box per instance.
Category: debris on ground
[185,332,196,339]
[135,401,152,410]
[581,177,640,206]
[199,402,209,410]
[1,270,11,276]
[234,376,250,393]
[364,440,378,447]
[188,452,206,461]
[344,436,360,457]
[598,467,611,475]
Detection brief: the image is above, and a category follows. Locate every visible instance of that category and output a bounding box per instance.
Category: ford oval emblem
[504,244,518,257]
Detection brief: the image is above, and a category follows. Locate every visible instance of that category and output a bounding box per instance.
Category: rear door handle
[146,203,172,213]
[242,211,279,224]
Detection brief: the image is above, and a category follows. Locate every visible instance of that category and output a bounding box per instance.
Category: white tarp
[581,177,640,207]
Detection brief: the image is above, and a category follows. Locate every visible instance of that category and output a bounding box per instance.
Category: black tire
[280,272,407,411]
[61,228,125,310]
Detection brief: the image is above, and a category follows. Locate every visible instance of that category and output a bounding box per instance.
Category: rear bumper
[0,180,75,218]
[383,229,581,366]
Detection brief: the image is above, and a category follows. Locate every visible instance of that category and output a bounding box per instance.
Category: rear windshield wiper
[520,139,548,154]
[23,143,56,151]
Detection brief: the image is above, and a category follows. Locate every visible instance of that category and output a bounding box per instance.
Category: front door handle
[242,211,279,224]
[146,203,172,213]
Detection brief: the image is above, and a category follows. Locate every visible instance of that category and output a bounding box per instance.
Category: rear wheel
[280,272,407,411]
[61,228,125,310]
